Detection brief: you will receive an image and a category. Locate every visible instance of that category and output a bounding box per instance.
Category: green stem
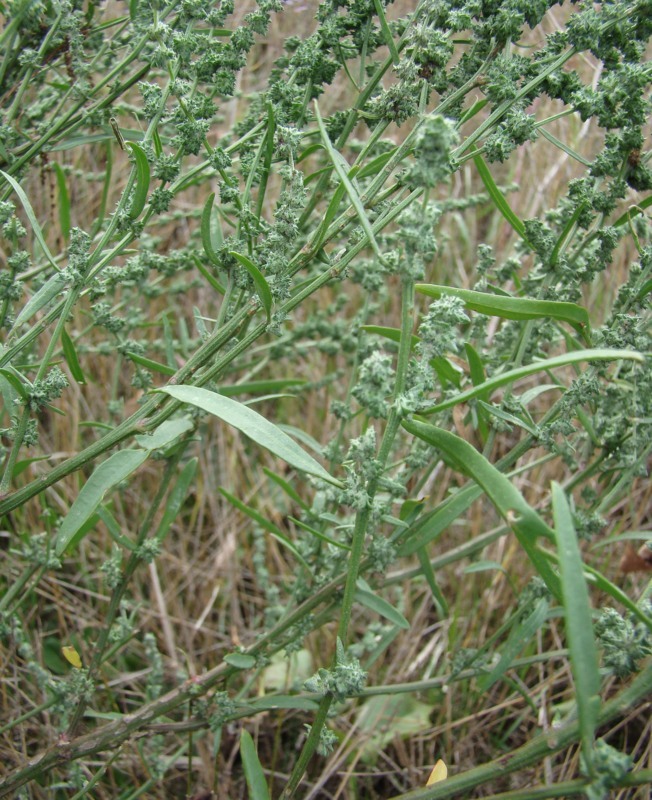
[281,277,416,797]
[278,695,333,800]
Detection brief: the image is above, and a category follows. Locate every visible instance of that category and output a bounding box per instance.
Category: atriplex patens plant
[0,0,651,798]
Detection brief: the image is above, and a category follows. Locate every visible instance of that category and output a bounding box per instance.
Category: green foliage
[0,0,650,798]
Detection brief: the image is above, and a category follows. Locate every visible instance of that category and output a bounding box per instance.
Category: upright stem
[281,276,416,798]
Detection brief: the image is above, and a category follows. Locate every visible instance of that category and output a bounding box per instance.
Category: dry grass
[1,1,650,798]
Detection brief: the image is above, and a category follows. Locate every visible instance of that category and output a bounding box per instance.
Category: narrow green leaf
[398,483,484,556]
[263,466,310,511]
[356,150,395,179]
[153,458,198,544]
[201,192,221,265]
[277,424,325,455]
[0,367,28,399]
[195,256,226,294]
[477,598,549,691]
[61,327,86,384]
[464,560,506,575]
[13,454,50,478]
[578,563,652,630]
[225,653,257,670]
[297,143,324,162]
[422,349,643,415]
[289,516,351,550]
[417,548,449,617]
[362,324,419,350]
[52,163,71,243]
[459,98,489,125]
[255,102,276,219]
[126,142,150,219]
[402,421,561,598]
[549,202,585,267]
[465,343,486,387]
[0,170,60,272]
[551,482,601,766]
[539,127,592,166]
[159,385,340,486]
[229,250,272,320]
[219,379,305,397]
[355,579,410,629]
[247,695,319,712]
[55,449,149,556]
[472,151,528,242]
[96,505,136,550]
[310,180,347,251]
[219,487,311,570]
[126,351,175,376]
[612,195,652,228]
[477,399,539,436]
[240,729,271,800]
[416,284,589,327]
[372,0,399,63]
[314,101,384,262]
[11,272,67,331]
[431,356,463,388]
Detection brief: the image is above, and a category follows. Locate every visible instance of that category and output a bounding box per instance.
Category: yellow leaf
[426,759,447,786]
[61,645,82,669]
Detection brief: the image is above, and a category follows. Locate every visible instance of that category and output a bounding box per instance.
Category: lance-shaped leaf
[55,449,149,556]
[422,348,643,415]
[240,729,271,800]
[11,272,67,331]
[402,420,561,599]
[551,482,600,769]
[472,150,528,242]
[229,250,272,320]
[416,284,589,328]
[126,142,150,219]
[0,170,60,272]
[158,385,341,486]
